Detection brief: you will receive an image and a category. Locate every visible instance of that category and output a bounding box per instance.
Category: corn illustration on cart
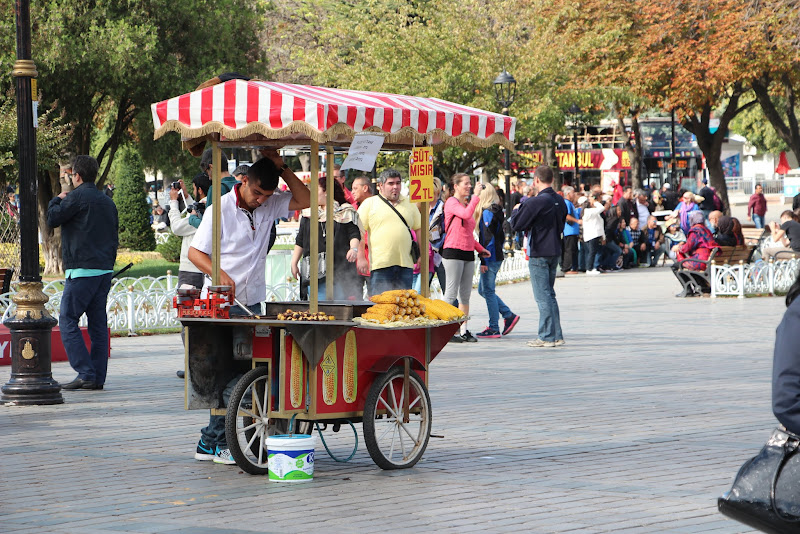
[151,77,516,473]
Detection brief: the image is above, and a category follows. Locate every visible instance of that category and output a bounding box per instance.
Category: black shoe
[450,334,465,343]
[177,370,185,379]
[463,330,478,343]
[61,377,101,390]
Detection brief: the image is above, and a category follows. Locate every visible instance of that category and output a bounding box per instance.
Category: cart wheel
[225,367,314,475]
[225,366,274,475]
[363,367,431,470]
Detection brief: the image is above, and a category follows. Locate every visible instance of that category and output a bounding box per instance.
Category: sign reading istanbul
[409,146,434,203]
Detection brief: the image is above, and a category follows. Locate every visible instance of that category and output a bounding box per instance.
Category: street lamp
[1,0,62,405]
[567,104,581,187]
[493,69,516,254]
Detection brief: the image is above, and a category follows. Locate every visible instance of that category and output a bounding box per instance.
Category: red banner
[519,149,631,171]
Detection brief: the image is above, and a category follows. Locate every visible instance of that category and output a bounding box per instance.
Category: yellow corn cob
[290,339,303,408]
[417,297,464,320]
[362,312,388,323]
[370,294,400,304]
[381,289,411,299]
[343,330,357,403]
[412,306,420,316]
[408,289,418,297]
[364,305,398,320]
[321,340,337,406]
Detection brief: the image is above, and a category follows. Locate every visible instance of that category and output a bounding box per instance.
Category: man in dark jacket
[511,165,567,348]
[47,156,118,390]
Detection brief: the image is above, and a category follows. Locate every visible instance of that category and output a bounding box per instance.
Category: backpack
[711,188,723,211]
[429,200,446,251]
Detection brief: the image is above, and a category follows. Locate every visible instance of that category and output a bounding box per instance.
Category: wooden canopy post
[211,140,222,285]
[325,146,335,301]
[309,141,320,313]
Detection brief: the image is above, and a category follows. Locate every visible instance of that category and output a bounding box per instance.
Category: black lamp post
[2,0,62,405]
[567,104,581,187]
[493,69,516,254]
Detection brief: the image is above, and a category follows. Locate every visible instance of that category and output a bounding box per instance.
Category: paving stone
[0,268,773,532]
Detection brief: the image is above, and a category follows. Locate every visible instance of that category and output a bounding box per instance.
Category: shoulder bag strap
[379,194,415,242]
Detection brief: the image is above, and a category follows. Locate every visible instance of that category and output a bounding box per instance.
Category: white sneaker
[587,269,601,276]
[527,339,555,348]
[213,447,236,465]
[554,339,565,346]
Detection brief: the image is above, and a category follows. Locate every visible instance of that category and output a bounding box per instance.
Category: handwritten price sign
[409,147,434,203]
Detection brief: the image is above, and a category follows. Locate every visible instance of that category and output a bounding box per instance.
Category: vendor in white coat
[185,149,310,466]
[188,150,310,307]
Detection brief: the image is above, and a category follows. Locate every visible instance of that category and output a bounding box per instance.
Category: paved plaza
[1,267,787,533]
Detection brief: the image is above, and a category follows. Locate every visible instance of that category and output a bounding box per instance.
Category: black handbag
[718,427,800,533]
[379,195,420,263]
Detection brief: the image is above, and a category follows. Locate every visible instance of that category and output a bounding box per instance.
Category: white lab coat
[191,187,292,306]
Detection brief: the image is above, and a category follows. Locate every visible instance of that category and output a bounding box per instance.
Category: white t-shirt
[191,186,292,305]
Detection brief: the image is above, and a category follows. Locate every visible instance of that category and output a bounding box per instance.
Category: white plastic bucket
[267,434,316,482]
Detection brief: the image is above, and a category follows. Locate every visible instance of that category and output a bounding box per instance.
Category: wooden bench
[0,267,14,295]
[741,227,768,246]
[673,245,757,297]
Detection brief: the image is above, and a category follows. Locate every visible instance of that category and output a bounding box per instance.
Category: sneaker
[213,446,236,465]
[527,339,555,348]
[502,314,520,336]
[587,269,601,276]
[463,330,478,343]
[194,439,215,461]
[554,339,565,346]
[475,327,501,339]
[450,334,465,343]
[565,270,579,275]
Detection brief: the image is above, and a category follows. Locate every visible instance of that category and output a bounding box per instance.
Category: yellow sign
[31,78,37,100]
[409,147,434,203]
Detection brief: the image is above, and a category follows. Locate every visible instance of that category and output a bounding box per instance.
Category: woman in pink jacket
[443,173,489,342]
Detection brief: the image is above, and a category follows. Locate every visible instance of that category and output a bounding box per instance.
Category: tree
[0,0,267,271]
[115,147,155,252]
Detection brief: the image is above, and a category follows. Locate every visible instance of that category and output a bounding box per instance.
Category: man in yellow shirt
[357,169,421,294]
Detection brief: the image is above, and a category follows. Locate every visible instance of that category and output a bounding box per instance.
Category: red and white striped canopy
[151,79,516,151]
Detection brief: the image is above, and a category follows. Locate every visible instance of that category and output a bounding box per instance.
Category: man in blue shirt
[511,166,568,348]
[561,186,581,274]
[47,156,118,390]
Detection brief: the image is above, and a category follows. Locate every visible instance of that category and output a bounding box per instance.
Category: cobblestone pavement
[1,267,785,533]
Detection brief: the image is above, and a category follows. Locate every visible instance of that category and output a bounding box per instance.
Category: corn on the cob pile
[416,295,465,320]
[360,289,466,323]
[343,330,357,403]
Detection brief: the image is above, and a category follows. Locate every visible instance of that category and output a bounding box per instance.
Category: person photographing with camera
[169,172,210,379]
[442,173,490,343]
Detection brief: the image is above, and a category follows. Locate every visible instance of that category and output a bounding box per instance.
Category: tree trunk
[752,76,800,165]
[615,104,643,190]
[38,168,66,275]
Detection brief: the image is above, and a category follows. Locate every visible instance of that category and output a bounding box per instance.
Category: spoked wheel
[226,367,314,475]
[363,367,431,470]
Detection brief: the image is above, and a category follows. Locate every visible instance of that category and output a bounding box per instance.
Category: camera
[191,202,205,215]
[171,181,182,190]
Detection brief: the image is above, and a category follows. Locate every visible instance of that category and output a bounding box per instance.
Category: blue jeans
[753,214,765,229]
[369,266,413,295]
[478,261,513,331]
[584,237,601,271]
[59,273,113,385]
[201,303,262,449]
[528,256,563,343]
[600,241,622,269]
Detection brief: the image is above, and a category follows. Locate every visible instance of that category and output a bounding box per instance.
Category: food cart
[151,78,517,474]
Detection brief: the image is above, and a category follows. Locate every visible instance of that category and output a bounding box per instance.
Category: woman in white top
[580,194,606,275]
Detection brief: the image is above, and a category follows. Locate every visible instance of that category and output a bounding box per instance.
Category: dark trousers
[584,237,601,271]
[59,273,113,385]
[562,235,579,272]
[369,266,413,295]
[201,303,262,449]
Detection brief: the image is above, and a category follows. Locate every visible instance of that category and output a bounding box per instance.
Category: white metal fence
[725,176,784,195]
[0,253,533,335]
[711,257,800,298]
